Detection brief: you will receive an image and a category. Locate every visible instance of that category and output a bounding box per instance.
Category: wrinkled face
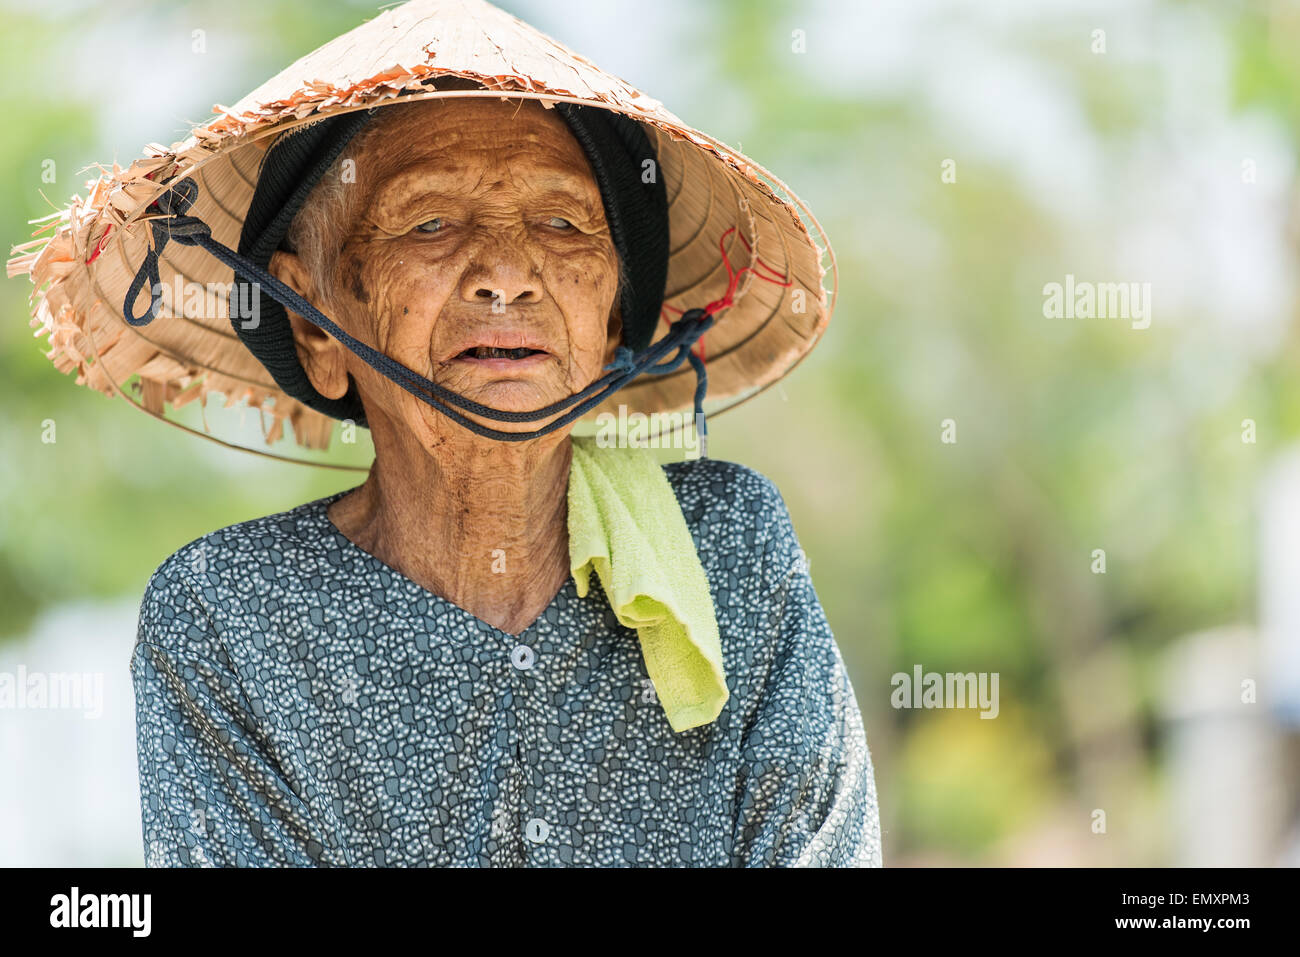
[273,96,622,443]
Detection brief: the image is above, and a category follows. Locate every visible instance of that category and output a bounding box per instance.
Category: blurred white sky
[0,599,142,866]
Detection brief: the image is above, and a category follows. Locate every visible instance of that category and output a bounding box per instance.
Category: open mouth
[456,346,547,360]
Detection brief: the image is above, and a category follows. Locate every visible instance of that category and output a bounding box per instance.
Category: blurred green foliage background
[3,0,1299,865]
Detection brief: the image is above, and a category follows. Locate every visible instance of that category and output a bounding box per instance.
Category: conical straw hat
[7,0,835,465]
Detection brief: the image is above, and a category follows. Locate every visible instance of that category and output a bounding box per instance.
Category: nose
[459,229,543,307]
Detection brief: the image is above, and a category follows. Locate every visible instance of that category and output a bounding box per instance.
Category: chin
[422,373,568,425]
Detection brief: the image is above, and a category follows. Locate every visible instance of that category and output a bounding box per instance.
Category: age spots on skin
[342,250,370,305]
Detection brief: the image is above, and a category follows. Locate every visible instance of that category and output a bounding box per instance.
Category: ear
[268,250,351,400]
[603,300,624,366]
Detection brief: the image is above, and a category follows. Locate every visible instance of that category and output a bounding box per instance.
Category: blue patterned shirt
[130,457,882,867]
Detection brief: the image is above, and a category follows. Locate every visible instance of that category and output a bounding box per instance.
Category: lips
[443,330,554,365]
[446,336,553,375]
[456,345,547,360]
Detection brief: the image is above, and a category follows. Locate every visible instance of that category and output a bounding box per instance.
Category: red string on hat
[660,227,793,365]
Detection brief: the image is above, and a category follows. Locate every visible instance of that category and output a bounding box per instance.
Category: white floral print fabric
[131,457,882,867]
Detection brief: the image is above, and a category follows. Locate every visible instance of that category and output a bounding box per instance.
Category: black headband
[233,100,669,427]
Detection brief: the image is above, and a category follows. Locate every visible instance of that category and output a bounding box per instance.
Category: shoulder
[661,455,782,510]
[135,489,353,661]
[144,488,351,593]
[660,456,802,593]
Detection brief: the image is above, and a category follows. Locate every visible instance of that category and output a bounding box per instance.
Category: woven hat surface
[7,0,835,460]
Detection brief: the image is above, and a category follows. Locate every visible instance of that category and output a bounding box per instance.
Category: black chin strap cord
[123,179,715,452]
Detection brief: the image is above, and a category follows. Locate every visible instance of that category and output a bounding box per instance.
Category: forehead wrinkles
[348,103,600,228]
[366,155,601,225]
[364,103,585,168]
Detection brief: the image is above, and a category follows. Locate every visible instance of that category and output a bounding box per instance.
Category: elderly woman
[11,0,880,867]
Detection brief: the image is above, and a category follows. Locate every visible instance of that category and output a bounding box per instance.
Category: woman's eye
[547,217,574,230]
[416,218,445,233]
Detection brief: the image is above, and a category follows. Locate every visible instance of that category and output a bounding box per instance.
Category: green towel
[567,435,728,732]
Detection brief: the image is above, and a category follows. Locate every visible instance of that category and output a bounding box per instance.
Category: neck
[327,416,574,637]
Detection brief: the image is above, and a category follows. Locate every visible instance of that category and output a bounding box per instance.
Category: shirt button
[511,644,536,670]
[525,817,550,844]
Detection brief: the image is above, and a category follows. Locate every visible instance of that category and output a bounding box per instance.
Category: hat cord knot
[122,178,213,326]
